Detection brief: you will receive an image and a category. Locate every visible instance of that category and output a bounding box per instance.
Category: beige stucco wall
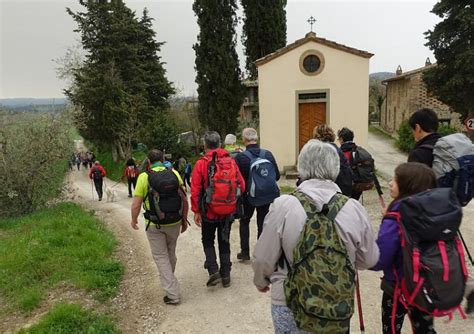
[257,40,370,170]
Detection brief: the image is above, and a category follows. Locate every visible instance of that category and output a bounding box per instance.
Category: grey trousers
[146,224,181,300]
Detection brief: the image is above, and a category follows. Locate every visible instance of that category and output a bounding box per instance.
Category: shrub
[397,120,458,153]
[0,113,73,216]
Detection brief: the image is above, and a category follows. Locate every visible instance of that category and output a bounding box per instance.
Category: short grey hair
[224,134,236,145]
[297,139,340,182]
[204,131,221,149]
[242,128,258,142]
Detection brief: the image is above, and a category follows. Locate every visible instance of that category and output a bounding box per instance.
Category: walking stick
[459,230,474,266]
[378,195,386,211]
[355,271,365,333]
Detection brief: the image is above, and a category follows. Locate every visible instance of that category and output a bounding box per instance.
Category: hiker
[122,158,139,198]
[370,162,466,333]
[183,161,192,189]
[407,108,441,167]
[337,127,383,201]
[81,152,89,170]
[253,139,379,334]
[223,134,242,158]
[75,153,81,171]
[312,124,353,197]
[130,149,188,305]
[407,108,474,313]
[89,161,106,201]
[177,156,187,181]
[235,127,280,261]
[191,131,245,288]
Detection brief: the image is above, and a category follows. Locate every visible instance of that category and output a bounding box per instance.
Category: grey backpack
[432,133,474,206]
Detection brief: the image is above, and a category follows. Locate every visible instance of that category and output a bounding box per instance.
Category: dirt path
[67,136,474,333]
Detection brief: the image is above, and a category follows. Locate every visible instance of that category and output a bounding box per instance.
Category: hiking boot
[222,276,231,288]
[466,291,474,314]
[237,252,250,261]
[163,296,180,305]
[206,272,221,287]
[128,194,132,198]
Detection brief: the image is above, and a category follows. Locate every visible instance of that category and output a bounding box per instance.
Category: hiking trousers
[93,179,103,200]
[146,224,181,300]
[239,198,270,255]
[127,177,137,196]
[381,291,436,334]
[202,219,232,276]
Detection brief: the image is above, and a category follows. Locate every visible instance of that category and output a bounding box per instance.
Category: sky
[0,0,441,98]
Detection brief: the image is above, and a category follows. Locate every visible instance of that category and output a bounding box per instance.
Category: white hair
[297,139,340,182]
[224,134,237,145]
[242,128,258,142]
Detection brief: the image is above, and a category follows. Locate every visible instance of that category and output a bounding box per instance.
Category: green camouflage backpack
[283,192,355,334]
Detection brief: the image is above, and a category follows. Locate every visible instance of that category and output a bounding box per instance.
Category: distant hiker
[130,149,189,305]
[313,124,353,197]
[224,133,242,158]
[122,158,139,198]
[235,127,280,261]
[253,139,379,334]
[68,154,75,171]
[407,108,441,167]
[81,152,89,170]
[177,156,187,180]
[184,161,192,189]
[75,153,81,171]
[191,131,245,288]
[89,161,106,201]
[370,162,466,333]
[87,151,95,168]
[337,127,383,201]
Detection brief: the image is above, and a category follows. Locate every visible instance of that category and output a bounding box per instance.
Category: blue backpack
[243,149,280,206]
[432,133,474,206]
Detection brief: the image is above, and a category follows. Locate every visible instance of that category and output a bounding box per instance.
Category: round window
[303,55,321,73]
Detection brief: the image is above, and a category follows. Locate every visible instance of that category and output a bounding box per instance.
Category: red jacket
[191,148,245,221]
[89,164,106,179]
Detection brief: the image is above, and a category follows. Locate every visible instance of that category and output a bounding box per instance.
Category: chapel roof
[255,31,374,67]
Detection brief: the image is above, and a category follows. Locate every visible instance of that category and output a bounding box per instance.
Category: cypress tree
[241,0,287,78]
[193,0,244,137]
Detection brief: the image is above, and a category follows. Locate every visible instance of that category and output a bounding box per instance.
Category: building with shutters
[256,31,373,171]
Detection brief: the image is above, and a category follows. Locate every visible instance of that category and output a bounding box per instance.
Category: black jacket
[408,133,441,168]
[235,144,280,182]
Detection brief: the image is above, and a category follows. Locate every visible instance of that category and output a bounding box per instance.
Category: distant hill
[370,72,395,81]
[0,97,68,108]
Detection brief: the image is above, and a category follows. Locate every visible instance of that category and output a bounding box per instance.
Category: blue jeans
[271,304,309,334]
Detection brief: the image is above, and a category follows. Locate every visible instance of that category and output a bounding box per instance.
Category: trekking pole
[355,271,365,333]
[378,195,386,211]
[459,230,474,266]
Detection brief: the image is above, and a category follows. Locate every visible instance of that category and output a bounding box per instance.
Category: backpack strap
[418,144,434,150]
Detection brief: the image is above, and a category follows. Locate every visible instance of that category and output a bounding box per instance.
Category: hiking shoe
[128,194,132,198]
[466,291,474,314]
[237,252,250,261]
[222,276,231,288]
[206,272,221,287]
[163,296,180,305]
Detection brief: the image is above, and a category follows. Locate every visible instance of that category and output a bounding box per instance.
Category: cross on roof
[307,16,316,32]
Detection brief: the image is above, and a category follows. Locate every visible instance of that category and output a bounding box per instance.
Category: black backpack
[144,169,183,229]
[387,188,467,322]
[329,143,353,197]
[92,167,103,181]
[348,146,375,193]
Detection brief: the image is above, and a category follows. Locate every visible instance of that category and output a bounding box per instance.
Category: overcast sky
[0,0,440,98]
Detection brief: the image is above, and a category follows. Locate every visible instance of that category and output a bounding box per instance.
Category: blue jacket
[370,200,404,282]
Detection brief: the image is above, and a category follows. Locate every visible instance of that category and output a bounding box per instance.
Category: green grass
[18,303,119,334]
[0,202,123,313]
[369,125,395,141]
[280,185,296,194]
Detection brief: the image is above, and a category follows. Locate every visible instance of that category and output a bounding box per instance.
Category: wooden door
[298,102,326,150]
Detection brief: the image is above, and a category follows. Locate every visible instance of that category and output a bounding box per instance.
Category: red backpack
[126,166,138,178]
[203,152,242,216]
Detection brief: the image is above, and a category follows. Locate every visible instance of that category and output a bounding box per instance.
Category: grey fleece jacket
[252,179,380,306]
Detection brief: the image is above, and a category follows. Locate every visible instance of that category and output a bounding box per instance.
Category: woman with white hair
[252,139,379,333]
